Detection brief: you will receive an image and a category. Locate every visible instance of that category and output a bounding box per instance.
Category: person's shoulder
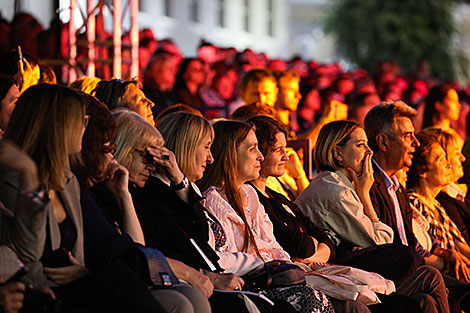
[202,186,224,205]
[308,171,351,193]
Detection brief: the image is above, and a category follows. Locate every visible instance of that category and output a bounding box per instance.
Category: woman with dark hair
[172,58,208,114]
[93,78,155,126]
[198,119,335,313]
[422,84,461,130]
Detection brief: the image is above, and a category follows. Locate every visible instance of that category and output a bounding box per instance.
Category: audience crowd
[4,11,470,313]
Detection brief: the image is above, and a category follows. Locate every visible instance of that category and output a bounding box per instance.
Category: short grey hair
[364,100,416,152]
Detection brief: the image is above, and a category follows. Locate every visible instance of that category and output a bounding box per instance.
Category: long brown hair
[5,84,86,190]
[198,120,262,256]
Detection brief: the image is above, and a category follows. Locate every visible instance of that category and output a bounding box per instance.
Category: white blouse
[203,184,291,262]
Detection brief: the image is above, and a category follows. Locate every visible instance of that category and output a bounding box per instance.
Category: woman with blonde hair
[112,110,285,313]
[157,112,213,182]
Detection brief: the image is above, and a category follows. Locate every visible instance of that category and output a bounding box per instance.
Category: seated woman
[0,84,166,313]
[71,95,210,313]
[407,130,470,281]
[422,84,461,133]
[197,119,335,313]
[248,115,335,264]
[421,128,470,243]
[172,58,208,114]
[93,78,156,126]
[295,120,423,285]
[110,109,288,313]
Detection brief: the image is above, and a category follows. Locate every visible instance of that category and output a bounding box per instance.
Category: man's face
[241,78,278,107]
[0,84,20,130]
[386,117,420,171]
[276,77,301,111]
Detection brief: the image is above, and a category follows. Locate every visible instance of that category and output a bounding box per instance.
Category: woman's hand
[146,147,185,185]
[104,160,130,195]
[440,249,470,282]
[204,271,244,291]
[43,253,88,285]
[184,270,214,298]
[285,148,304,179]
[347,151,374,194]
[0,276,25,313]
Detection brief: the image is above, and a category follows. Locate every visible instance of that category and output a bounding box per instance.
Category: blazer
[0,170,84,286]
[369,163,417,248]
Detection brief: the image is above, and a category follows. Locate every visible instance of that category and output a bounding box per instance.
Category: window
[243,0,250,32]
[164,0,171,17]
[217,0,225,27]
[190,0,199,22]
[267,0,274,37]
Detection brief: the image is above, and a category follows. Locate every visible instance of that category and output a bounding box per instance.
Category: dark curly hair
[71,94,117,187]
[247,115,287,156]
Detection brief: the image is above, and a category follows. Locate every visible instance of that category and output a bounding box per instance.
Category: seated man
[229,68,278,115]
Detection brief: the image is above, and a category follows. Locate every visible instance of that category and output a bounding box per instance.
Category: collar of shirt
[372,159,400,192]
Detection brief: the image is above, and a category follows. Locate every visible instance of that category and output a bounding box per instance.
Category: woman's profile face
[260,132,288,178]
[423,143,451,188]
[125,84,155,126]
[335,128,372,175]
[448,138,466,182]
[188,135,214,182]
[236,130,264,184]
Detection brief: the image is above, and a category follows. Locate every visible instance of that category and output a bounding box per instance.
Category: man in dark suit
[364,100,420,247]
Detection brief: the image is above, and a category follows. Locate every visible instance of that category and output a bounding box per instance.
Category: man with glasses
[364,100,420,248]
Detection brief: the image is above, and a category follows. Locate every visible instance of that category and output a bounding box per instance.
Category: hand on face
[146,146,185,185]
[346,151,374,193]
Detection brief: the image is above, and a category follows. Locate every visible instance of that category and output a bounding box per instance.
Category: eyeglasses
[103,143,117,154]
[84,115,90,128]
[134,149,155,165]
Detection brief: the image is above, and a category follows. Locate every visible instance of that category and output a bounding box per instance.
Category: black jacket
[369,162,417,248]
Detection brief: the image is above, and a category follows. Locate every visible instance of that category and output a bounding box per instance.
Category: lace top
[203,184,291,262]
